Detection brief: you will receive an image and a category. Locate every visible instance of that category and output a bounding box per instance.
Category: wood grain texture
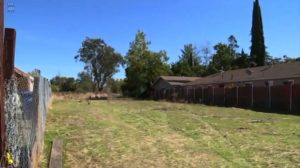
[0,0,6,159]
[4,28,16,80]
[49,138,63,168]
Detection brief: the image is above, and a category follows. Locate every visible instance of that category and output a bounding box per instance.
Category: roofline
[186,62,300,86]
[204,62,300,78]
[152,76,201,87]
[14,67,32,78]
[152,76,164,88]
[185,75,300,87]
[160,75,201,78]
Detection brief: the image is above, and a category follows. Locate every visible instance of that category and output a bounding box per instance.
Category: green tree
[209,43,235,73]
[106,78,124,93]
[171,61,194,76]
[205,35,247,75]
[75,37,123,92]
[228,35,239,51]
[50,76,77,92]
[122,31,170,97]
[232,49,250,69]
[180,44,201,67]
[171,44,203,76]
[201,44,212,66]
[250,0,266,66]
[76,72,94,92]
[265,55,300,65]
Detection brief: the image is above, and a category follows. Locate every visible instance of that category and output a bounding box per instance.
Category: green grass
[42,99,300,168]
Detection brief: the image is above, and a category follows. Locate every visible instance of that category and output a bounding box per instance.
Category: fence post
[193,88,196,103]
[170,88,172,101]
[251,83,254,108]
[4,28,16,80]
[173,88,176,101]
[267,81,273,109]
[245,83,254,108]
[159,89,161,100]
[236,86,239,106]
[179,88,181,101]
[172,88,174,101]
[201,87,204,104]
[32,76,49,167]
[268,84,271,109]
[223,87,226,105]
[212,86,215,105]
[288,81,294,113]
[0,0,6,161]
[186,87,188,102]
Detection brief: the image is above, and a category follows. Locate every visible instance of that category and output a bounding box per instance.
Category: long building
[185,62,300,88]
[152,62,300,113]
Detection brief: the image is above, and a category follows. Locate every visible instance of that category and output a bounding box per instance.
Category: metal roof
[152,76,201,87]
[185,61,300,86]
[160,76,201,82]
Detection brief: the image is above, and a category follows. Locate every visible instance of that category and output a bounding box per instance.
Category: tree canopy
[76,72,94,92]
[50,76,77,92]
[75,37,123,92]
[205,35,240,75]
[250,0,266,66]
[106,78,124,94]
[171,44,203,76]
[65,0,288,98]
[122,31,170,97]
[232,49,250,69]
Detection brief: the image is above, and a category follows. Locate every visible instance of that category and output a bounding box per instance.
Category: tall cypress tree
[250,0,266,66]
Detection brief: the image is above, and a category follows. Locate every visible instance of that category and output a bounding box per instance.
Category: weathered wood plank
[0,0,6,159]
[49,138,63,168]
[4,28,16,80]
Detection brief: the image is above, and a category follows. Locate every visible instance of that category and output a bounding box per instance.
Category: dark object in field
[237,127,250,130]
[88,95,108,100]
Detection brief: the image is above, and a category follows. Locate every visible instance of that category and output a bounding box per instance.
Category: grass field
[42,99,300,168]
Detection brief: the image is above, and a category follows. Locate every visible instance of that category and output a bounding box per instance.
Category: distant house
[14,67,34,92]
[185,62,300,88]
[152,62,300,113]
[180,62,300,112]
[152,76,201,99]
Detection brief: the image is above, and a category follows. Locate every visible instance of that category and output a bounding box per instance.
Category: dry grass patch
[42,99,300,168]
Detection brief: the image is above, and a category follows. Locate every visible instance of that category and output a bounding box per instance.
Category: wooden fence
[0,0,5,161]
[1,0,17,164]
[0,12,51,167]
[155,83,300,114]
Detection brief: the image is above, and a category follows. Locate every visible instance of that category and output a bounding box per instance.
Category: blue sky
[4,0,300,79]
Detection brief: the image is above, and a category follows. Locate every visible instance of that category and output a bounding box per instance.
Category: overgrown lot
[42,99,300,167]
